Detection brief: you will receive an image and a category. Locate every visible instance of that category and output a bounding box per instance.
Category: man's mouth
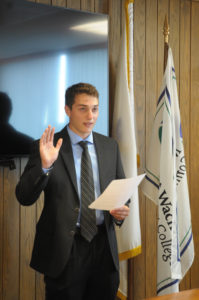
[84,122,93,127]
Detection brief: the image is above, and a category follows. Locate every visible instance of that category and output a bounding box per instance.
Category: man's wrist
[42,166,53,175]
[113,218,123,226]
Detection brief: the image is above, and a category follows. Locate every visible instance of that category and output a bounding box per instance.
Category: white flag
[112,1,141,299]
[142,48,194,295]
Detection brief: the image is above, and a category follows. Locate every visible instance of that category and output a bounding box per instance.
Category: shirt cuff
[113,218,123,226]
[42,166,53,175]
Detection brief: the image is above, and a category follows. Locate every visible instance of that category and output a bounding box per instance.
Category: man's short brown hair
[65,82,99,109]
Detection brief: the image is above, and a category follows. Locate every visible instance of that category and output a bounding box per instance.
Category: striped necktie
[79,141,97,242]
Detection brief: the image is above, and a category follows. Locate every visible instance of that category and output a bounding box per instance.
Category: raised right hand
[39,125,63,169]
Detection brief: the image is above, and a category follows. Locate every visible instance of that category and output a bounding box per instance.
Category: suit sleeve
[115,141,130,205]
[115,141,125,178]
[113,141,130,226]
[15,141,50,206]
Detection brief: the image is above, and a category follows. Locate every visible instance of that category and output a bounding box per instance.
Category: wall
[1,0,199,300]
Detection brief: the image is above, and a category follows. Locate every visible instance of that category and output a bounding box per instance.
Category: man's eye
[93,107,98,112]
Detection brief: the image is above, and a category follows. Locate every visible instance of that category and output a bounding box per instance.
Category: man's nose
[87,109,93,119]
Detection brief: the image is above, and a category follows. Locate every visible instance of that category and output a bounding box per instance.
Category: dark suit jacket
[16,126,126,278]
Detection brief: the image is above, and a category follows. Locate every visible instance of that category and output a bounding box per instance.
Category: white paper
[89,173,146,210]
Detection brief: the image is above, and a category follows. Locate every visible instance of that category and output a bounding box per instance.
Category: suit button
[74,207,80,213]
[70,230,75,237]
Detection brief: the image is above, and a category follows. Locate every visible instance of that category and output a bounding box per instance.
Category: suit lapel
[56,127,79,196]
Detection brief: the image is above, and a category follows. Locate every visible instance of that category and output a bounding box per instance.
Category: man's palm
[40,126,63,169]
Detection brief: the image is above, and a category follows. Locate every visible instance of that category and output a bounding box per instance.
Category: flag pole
[163,15,169,72]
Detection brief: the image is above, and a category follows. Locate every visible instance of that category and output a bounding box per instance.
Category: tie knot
[79,141,88,151]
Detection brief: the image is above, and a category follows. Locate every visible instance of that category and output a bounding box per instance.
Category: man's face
[65,93,99,139]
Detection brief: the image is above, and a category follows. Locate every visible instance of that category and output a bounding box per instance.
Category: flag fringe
[117,290,127,300]
[119,245,141,261]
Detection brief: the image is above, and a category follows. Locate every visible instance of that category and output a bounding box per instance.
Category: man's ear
[65,105,71,117]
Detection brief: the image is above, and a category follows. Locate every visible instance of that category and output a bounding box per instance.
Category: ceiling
[0,0,108,60]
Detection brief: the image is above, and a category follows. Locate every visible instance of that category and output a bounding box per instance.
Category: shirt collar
[67,125,93,145]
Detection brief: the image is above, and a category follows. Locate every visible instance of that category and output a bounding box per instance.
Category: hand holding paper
[89,173,145,211]
[110,205,130,220]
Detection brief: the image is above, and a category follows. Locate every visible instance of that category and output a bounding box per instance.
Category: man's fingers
[40,130,47,145]
[55,138,63,151]
[40,125,53,145]
[110,206,129,214]
[110,205,130,220]
[46,125,52,143]
[49,126,55,142]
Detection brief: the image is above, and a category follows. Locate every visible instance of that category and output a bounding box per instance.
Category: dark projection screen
[0,0,109,158]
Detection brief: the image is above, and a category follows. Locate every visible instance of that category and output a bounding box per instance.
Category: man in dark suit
[16,82,129,300]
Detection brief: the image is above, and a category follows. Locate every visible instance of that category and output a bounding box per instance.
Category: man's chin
[83,124,95,132]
